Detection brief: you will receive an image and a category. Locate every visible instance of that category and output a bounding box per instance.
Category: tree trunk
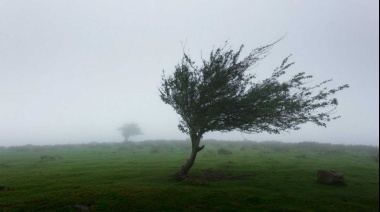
[174,134,204,181]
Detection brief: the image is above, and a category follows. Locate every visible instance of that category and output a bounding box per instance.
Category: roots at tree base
[172,144,205,181]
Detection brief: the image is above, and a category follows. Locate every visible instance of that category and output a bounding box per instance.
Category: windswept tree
[118,123,142,142]
[159,41,349,180]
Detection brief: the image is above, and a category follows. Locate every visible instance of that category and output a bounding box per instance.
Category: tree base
[171,171,188,181]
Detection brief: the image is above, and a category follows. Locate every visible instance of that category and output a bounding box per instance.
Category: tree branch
[197,145,205,152]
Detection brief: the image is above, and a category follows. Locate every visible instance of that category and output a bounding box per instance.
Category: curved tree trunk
[174,134,204,181]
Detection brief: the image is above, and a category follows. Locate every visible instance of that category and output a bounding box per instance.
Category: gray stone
[74,205,91,211]
[317,170,345,185]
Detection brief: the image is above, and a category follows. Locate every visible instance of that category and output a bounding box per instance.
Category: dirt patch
[187,169,253,182]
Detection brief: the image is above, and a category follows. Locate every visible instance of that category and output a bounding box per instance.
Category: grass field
[0,140,378,211]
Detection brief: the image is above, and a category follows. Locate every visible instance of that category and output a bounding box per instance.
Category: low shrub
[295,154,308,159]
[150,146,160,154]
[39,155,62,161]
[218,147,232,155]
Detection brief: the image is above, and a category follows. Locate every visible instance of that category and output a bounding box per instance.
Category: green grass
[0,140,378,211]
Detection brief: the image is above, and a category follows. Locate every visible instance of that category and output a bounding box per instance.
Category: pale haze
[0,0,378,146]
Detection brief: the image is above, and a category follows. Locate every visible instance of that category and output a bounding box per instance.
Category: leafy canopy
[118,123,143,141]
[159,41,349,137]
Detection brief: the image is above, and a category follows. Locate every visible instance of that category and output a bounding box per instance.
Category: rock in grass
[0,185,14,191]
[73,205,91,211]
[317,170,345,185]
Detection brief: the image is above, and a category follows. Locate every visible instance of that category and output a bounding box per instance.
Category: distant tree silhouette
[118,123,142,142]
[159,40,349,180]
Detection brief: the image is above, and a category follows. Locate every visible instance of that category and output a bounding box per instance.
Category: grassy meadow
[0,140,378,211]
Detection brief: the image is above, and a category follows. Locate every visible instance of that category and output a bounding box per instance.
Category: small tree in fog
[159,40,349,180]
[118,123,142,142]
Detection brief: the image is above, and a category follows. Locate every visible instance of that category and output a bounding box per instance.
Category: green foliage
[159,41,349,137]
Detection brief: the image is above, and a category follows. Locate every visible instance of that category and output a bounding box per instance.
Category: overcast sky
[0,0,378,146]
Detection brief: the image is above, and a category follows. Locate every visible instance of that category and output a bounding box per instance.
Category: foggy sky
[0,0,379,146]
